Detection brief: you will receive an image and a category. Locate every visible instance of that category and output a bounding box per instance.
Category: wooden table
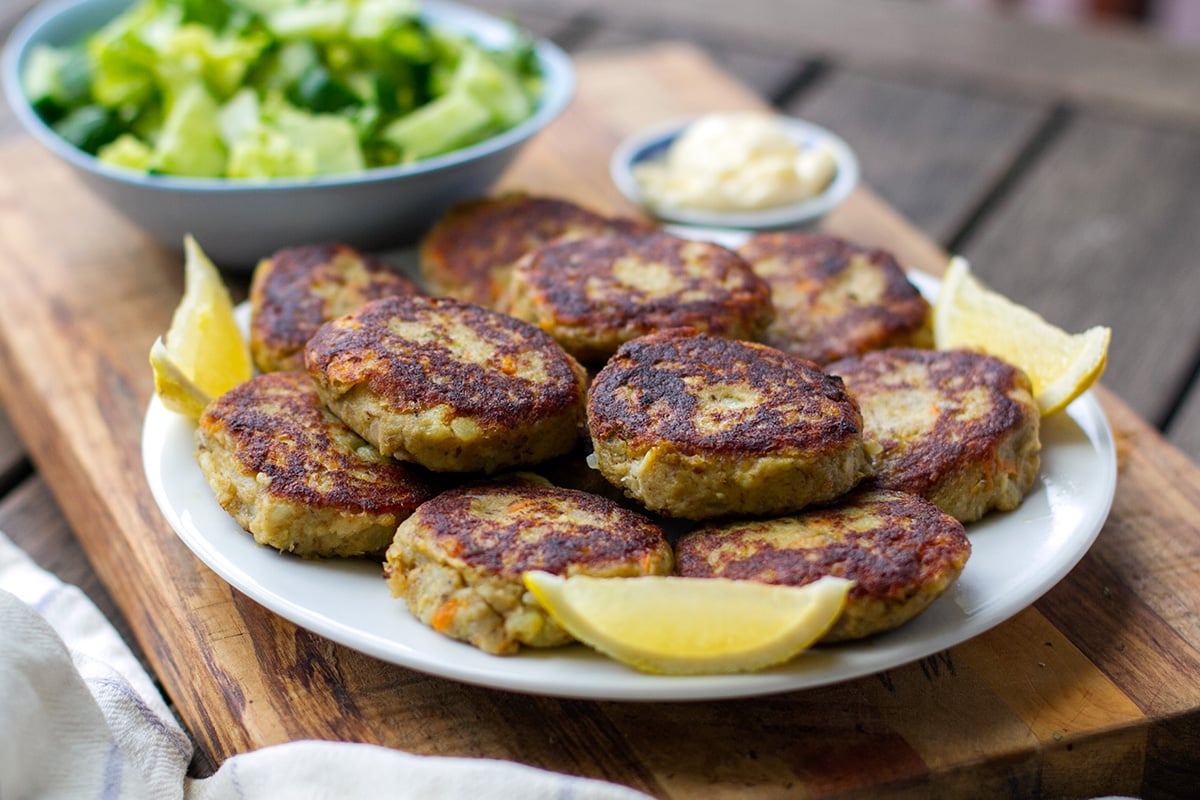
[2,3,1199,797]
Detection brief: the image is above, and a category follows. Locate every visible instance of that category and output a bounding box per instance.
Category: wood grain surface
[496,0,1200,125]
[0,416,24,492]
[959,110,1200,430]
[784,68,1052,245]
[0,43,1197,798]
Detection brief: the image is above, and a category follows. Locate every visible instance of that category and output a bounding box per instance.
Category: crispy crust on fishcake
[737,233,930,365]
[305,294,588,472]
[384,478,673,654]
[249,243,420,373]
[829,348,1041,522]
[418,193,652,307]
[502,232,774,363]
[195,371,438,557]
[677,489,970,642]
[587,329,868,519]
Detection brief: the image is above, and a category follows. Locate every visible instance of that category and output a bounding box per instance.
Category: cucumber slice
[273,106,364,175]
[382,90,491,161]
[98,133,154,171]
[227,128,316,178]
[453,46,531,128]
[151,82,226,177]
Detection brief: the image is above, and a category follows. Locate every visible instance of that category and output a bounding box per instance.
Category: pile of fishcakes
[195,193,1041,658]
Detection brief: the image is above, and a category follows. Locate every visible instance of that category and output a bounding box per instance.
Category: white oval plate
[142,274,1116,700]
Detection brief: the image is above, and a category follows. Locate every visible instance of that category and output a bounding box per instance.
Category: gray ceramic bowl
[2,0,574,269]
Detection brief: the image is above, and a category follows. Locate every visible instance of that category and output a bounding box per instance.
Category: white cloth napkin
[0,530,652,800]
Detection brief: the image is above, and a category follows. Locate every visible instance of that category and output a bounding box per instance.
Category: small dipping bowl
[610,114,859,231]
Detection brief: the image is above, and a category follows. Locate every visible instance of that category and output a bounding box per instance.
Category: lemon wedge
[150,236,252,419]
[933,256,1110,416]
[523,572,852,675]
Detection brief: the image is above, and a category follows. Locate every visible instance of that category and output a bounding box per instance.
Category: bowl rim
[609,113,860,230]
[1,0,575,194]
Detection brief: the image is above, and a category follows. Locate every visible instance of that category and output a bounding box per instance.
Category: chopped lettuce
[383,90,491,161]
[152,81,226,176]
[227,127,315,178]
[215,86,259,146]
[98,133,154,170]
[453,46,531,129]
[271,102,364,174]
[23,0,543,179]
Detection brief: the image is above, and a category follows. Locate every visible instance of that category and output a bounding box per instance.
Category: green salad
[23,0,543,179]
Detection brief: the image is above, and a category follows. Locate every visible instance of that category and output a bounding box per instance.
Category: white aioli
[633,112,837,212]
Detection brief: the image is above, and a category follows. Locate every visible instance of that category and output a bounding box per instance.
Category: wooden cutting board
[0,44,1197,798]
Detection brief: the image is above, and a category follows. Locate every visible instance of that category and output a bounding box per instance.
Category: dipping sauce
[633,112,838,212]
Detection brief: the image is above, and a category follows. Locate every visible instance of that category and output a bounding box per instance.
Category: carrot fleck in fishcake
[677,488,970,642]
[587,328,869,519]
[305,294,588,473]
[385,477,674,654]
[418,193,651,307]
[501,232,773,363]
[828,347,1041,522]
[196,371,438,557]
[737,232,930,365]
[249,242,420,373]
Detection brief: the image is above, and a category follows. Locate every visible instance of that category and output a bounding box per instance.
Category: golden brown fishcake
[501,232,774,363]
[828,347,1041,522]
[195,371,439,557]
[384,477,674,654]
[587,329,869,519]
[418,193,651,307]
[305,294,588,473]
[737,233,930,365]
[676,489,970,642]
[249,243,420,373]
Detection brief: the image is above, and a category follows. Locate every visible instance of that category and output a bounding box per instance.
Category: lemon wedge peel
[523,572,853,675]
[149,235,251,420]
[932,256,1111,417]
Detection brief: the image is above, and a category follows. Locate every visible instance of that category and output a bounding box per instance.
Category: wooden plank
[0,412,24,491]
[1168,384,1200,465]
[0,42,1197,797]
[0,0,39,143]
[955,109,1200,428]
[784,67,1051,245]
[567,19,810,102]
[512,0,1200,125]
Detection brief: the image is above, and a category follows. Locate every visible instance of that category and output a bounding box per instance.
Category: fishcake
[305,294,588,473]
[250,243,420,373]
[828,347,1041,522]
[385,477,674,654]
[737,233,930,364]
[501,232,774,363]
[587,329,869,520]
[418,193,651,307]
[195,371,438,557]
[676,489,970,642]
